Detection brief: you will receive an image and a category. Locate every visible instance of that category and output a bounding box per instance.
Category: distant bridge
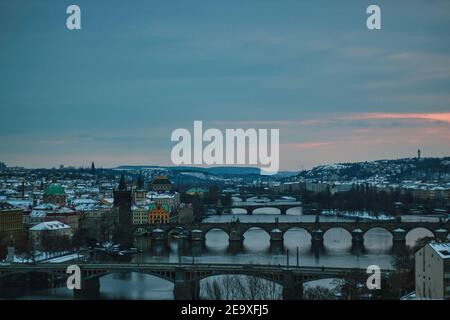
[209,201,303,215]
[230,194,301,202]
[0,262,393,300]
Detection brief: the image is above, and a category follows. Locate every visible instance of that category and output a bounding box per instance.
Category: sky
[1,0,450,170]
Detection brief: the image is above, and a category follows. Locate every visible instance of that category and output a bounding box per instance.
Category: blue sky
[1,0,450,170]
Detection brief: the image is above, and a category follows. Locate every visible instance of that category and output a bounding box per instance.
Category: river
[3,199,442,300]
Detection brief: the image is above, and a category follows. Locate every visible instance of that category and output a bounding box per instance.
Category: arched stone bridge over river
[135,218,450,247]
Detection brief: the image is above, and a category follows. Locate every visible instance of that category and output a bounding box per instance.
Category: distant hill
[297,157,450,182]
[114,165,295,176]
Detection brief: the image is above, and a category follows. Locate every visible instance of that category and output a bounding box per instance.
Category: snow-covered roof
[29,221,71,231]
[56,207,75,214]
[72,198,98,205]
[429,243,450,260]
[30,210,47,217]
[34,203,59,210]
[6,199,32,208]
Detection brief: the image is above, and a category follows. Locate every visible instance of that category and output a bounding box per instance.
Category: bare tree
[303,286,338,300]
[202,275,282,300]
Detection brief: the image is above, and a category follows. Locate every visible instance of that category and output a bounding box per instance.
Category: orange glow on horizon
[341,112,450,124]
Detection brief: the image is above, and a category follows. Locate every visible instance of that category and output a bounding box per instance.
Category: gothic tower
[113,175,133,246]
[91,161,96,174]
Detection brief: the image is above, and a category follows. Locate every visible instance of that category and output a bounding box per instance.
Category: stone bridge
[134,218,450,247]
[231,194,301,202]
[209,201,303,215]
[0,262,392,300]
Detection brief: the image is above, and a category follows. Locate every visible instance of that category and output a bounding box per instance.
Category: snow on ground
[2,251,83,264]
[45,253,84,263]
[321,210,395,221]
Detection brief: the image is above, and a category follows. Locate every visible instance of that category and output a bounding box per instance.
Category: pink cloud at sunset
[340,112,450,124]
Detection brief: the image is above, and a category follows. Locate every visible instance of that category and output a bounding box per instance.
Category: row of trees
[179,185,232,222]
[301,183,441,215]
[202,275,283,300]
[0,232,31,260]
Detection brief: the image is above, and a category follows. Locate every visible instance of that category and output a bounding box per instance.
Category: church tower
[113,175,133,246]
[133,173,147,206]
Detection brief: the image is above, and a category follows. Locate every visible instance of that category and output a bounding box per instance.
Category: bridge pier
[228,229,244,253]
[392,228,406,246]
[282,271,303,300]
[152,228,168,242]
[391,228,407,254]
[280,207,287,215]
[434,228,449,243]
[174,280,200,300]
[150,228,170,255]
[174,268,200,300]
[270,228,284,242]
[191,229,205,242]
[311,229,323,246]
[270,228,284,254]
[178,231,191,256]
[74,277,100,299]
[351,228,364,245]
[229,241,243,254]
[229,229,244,243]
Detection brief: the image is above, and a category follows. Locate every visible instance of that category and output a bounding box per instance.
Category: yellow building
[132,206,149,225]
[148,203,170,224]
[0,202,24,241]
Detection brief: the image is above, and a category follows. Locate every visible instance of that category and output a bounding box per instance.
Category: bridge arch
[204,226,230,237]
[363,226,393,238]
[252,207,281,215]
[228,207,249,214]
[285,206,302,215]
[323,227,353,249]
[204,228,230,251]
[363,227,394,251]
[242,227,271,252]
[405,227,435,247]
[283,227,312,251]
[241,226,272,237]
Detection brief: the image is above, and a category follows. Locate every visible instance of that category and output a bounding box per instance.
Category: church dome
[44,183,65,196]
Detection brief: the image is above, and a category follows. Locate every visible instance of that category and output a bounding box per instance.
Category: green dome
[44,184,65,196]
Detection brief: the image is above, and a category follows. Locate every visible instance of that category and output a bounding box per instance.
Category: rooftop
[429,242,450,260]
[0,202,19,211]
[29,221,71,231]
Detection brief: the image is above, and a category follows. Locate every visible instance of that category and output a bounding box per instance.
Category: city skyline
[1,0,450,170]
